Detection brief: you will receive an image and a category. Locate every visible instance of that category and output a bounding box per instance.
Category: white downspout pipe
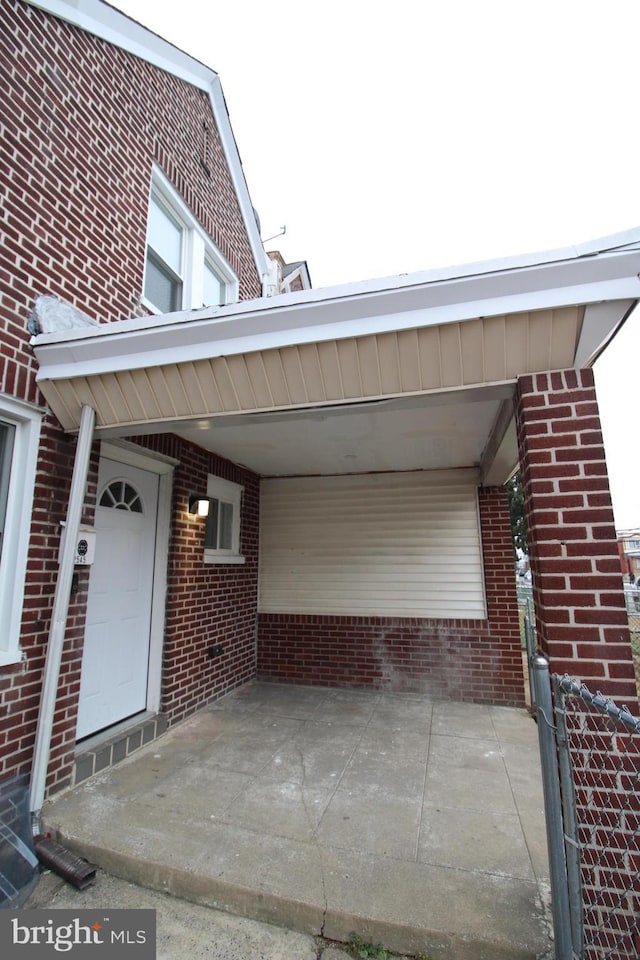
[30,404,96,824]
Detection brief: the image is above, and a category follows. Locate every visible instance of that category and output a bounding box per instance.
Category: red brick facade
[517,369,639,960]
[136,435,260,725]
[516,369,637,702]
[1,3,633,855]
[257,486,526,706]
[0,0,262,794]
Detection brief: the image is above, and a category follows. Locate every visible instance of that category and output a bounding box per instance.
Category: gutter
[32,245,640,383]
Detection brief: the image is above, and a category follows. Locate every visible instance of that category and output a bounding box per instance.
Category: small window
[143,168,238,314]
[203,476,244,564]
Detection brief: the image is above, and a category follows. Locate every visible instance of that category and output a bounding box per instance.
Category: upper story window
[143,169,239,315]
[0,397,42,666]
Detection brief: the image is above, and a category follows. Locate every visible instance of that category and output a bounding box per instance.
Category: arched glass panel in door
[99,480,143,513]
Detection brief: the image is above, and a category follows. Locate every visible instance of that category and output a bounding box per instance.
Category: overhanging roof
[31,230,640,484]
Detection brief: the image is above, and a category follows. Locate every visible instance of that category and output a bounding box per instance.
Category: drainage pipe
[29,404,96,823]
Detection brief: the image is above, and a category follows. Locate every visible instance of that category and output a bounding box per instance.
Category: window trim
[0,396,43,666]
[203,475,244,565]
[143,167,239,315]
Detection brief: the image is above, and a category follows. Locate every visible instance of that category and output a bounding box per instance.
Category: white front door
[76,458,159,740]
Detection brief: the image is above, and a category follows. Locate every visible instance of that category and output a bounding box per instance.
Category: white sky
[110,0,640,529]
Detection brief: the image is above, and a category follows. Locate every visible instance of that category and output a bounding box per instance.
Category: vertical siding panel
[279,346,309,403]
[297,343,327,402]
[528,309,553,370]
[243,353,275,408]
[376,332,402,393]
[504,314,529,379]
[191,360,225,413]
[316,341,344,400]
[439,324,463,387]
[355,336,382,396]
[550,306,581,365]
[336,339,363,398]
[460,318,485,385]
[397,329,423,392]
[417,327,443,389]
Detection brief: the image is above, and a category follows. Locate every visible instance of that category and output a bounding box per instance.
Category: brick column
[516,369,637,702]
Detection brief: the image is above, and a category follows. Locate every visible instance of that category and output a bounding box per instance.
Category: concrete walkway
[42,683,552,960]
[26,870,339,960]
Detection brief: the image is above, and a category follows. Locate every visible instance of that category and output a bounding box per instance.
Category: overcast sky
[110,0,640,529]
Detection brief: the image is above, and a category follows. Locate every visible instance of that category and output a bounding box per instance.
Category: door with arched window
[76,457,159,740]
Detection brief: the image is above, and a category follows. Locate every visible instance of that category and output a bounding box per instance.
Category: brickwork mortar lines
[516,369,637,702]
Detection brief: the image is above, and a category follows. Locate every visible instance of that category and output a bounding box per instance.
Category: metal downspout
[29,404,96,824]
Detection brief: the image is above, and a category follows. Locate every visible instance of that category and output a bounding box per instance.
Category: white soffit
[31,231,640,457]
[35,307,580,434]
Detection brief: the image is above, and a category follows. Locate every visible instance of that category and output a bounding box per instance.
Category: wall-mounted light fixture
[188,494,211,517]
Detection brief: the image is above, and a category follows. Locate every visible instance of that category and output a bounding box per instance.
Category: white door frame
[98,440,176,716]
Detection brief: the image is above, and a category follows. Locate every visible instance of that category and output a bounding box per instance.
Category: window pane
[204,498,219,550]
[0,422,15,557]
[219,501,233,549]
[148,196,182,272]
[145,251,182,313]
[203,260,224,307]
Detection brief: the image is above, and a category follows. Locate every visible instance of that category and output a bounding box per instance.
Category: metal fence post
[552,676,583,959]
[532,655,574,960]
[525,615,538,715]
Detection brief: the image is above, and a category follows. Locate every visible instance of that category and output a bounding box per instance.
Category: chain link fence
[531,655,640,960]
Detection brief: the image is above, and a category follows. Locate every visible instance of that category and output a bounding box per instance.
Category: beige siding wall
[259,469,486,618]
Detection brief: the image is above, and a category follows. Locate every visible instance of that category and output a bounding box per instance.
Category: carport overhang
[31,230,640,485]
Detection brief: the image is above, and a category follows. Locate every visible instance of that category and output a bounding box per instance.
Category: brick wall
[516,369,637,702]
[0,424,98,794]
[0,0,262,793]
[0,1,261,333]
[257,486,525,705]
[137,436,260,726]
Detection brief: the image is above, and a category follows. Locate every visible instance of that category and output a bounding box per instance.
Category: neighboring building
[0,0,638,833]
[266,250,312,293]
[617,529,640,581]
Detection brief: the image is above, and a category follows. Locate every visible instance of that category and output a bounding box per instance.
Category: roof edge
[32,230,640,346]
[31,237,640,383]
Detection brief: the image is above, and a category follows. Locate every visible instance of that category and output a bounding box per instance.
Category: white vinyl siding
[259,469,486,619]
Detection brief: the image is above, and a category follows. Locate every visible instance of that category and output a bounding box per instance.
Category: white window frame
[0,396,42,665]
[203,475,244,565]
[142,167,239,314]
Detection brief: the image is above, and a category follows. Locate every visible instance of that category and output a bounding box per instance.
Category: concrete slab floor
[41,682,553,960]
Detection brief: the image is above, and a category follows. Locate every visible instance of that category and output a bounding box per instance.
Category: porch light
[188,495,210,517]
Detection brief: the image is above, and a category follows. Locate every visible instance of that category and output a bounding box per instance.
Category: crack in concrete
[292,742,329,936]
